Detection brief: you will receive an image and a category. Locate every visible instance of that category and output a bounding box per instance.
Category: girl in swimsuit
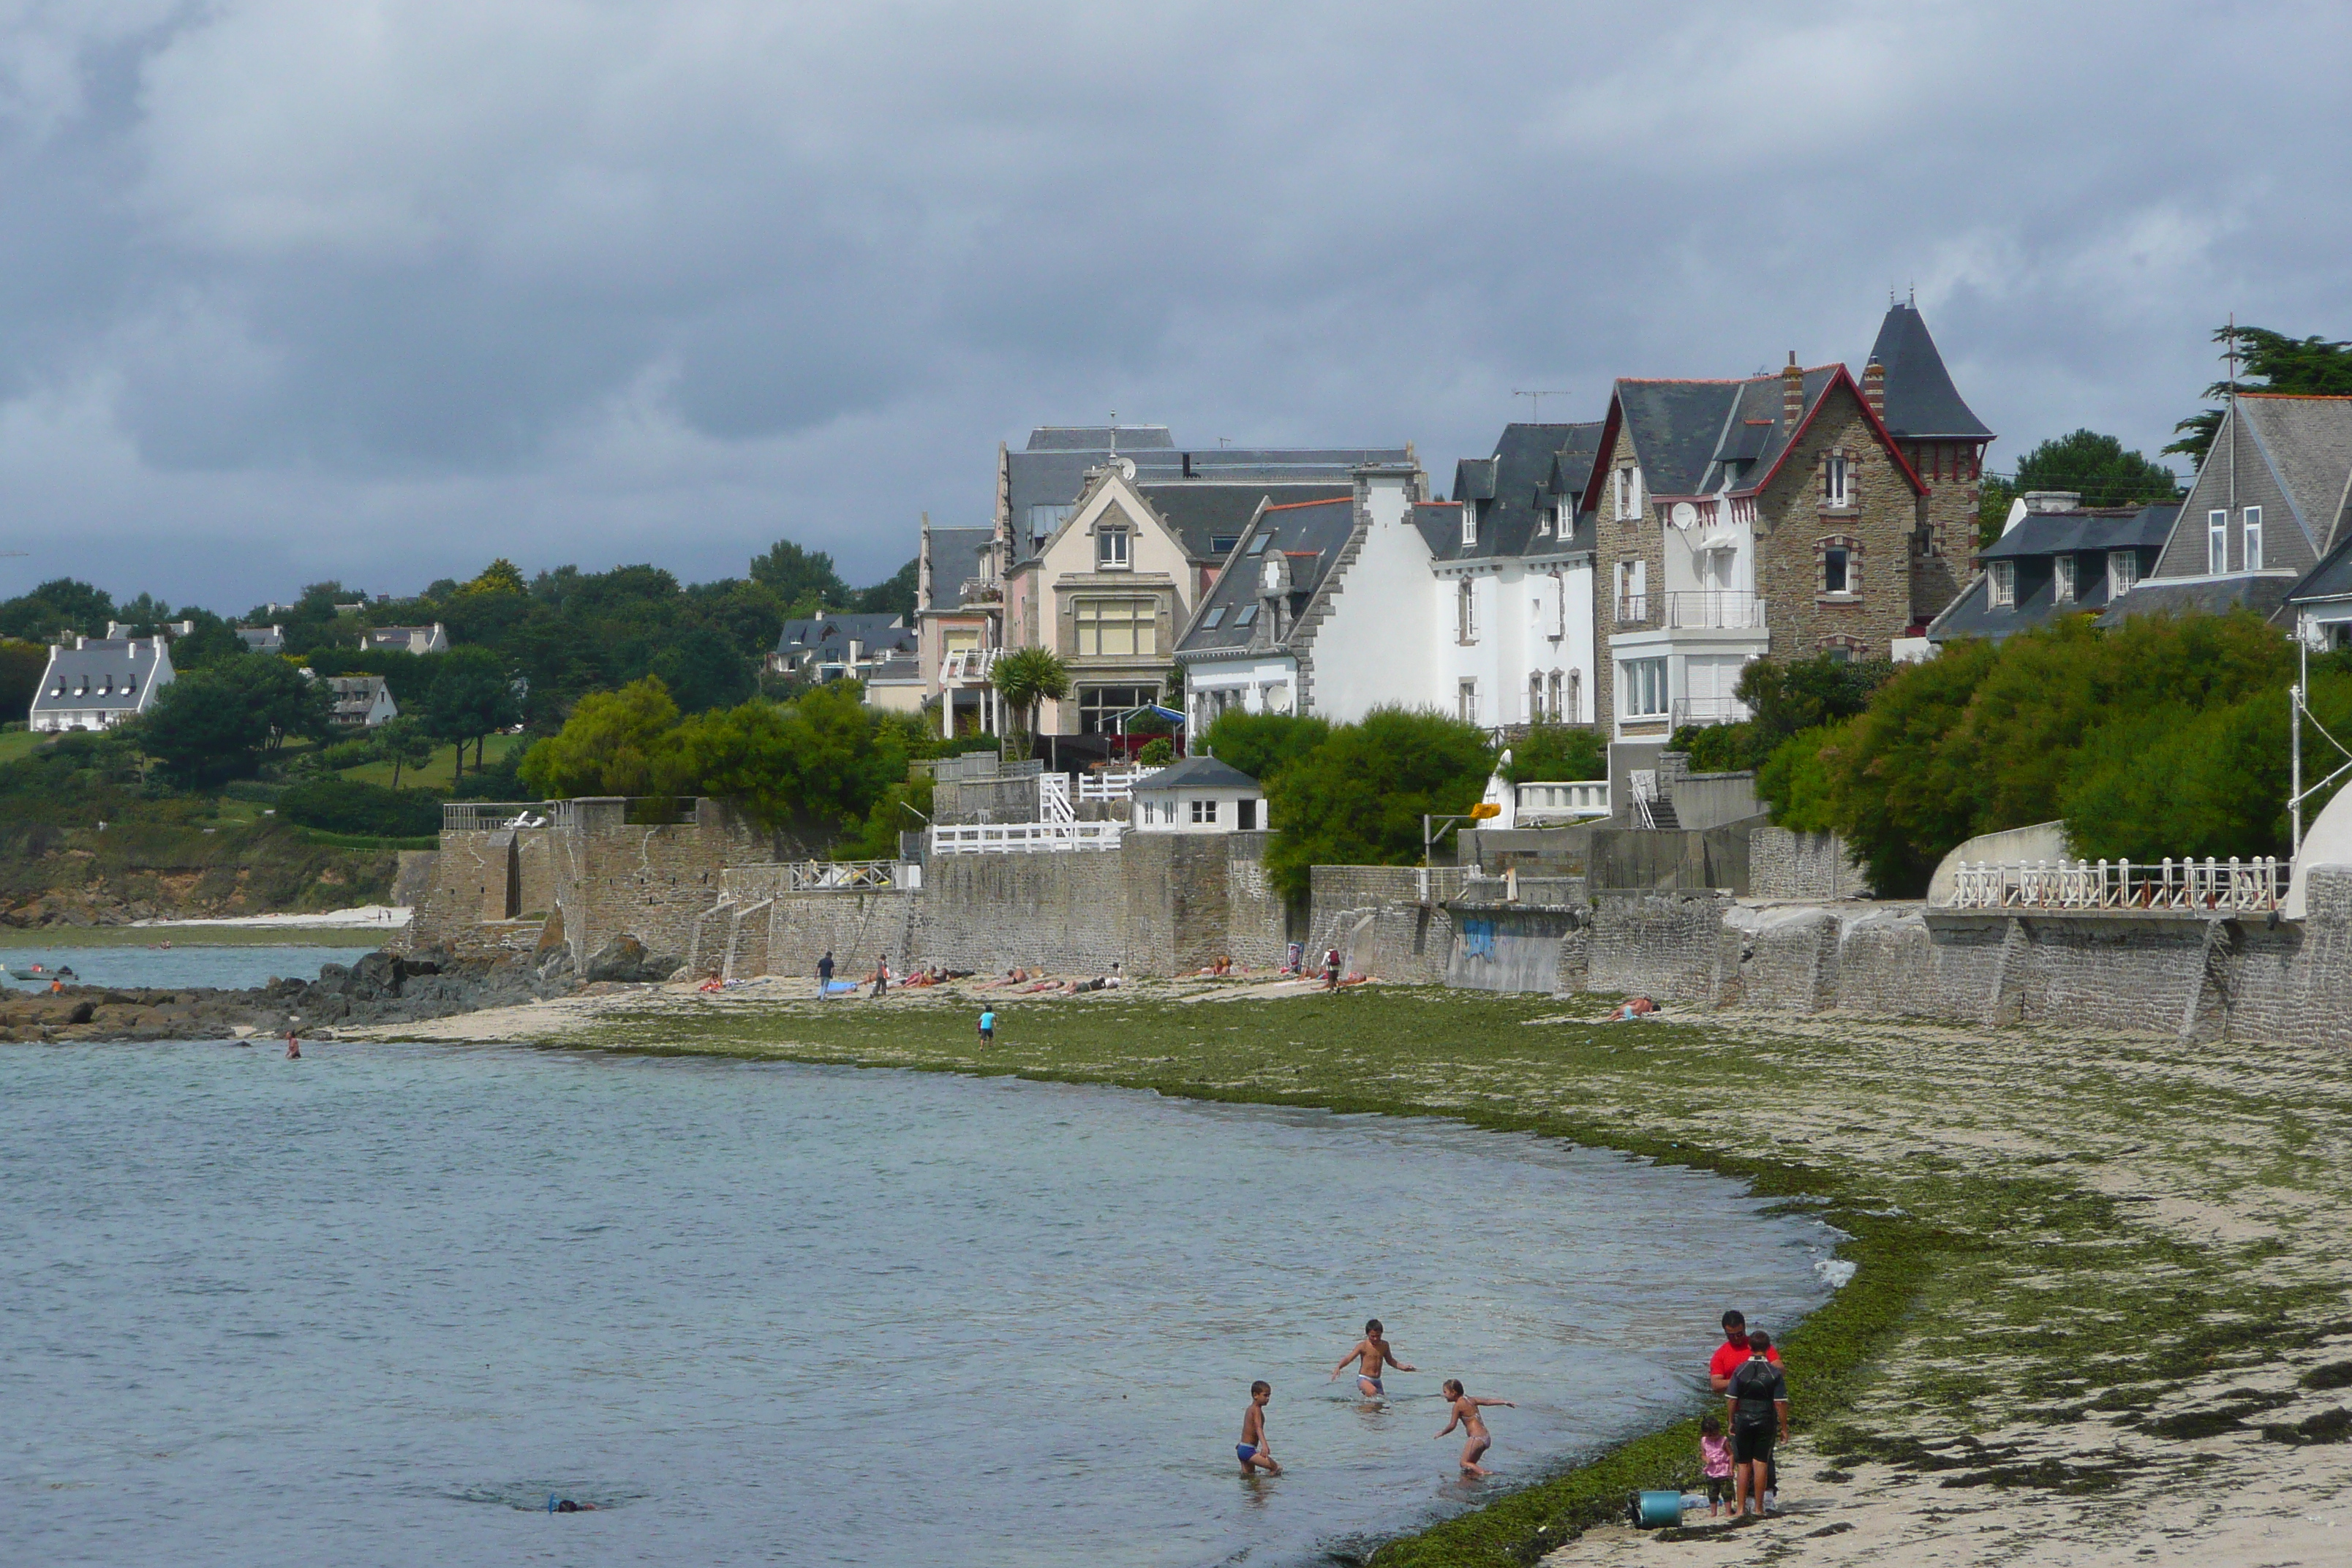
[1436,1379,1513,1477]
[1330,1318,1416,1399]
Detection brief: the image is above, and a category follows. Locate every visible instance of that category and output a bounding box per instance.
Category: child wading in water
[1700,1413,1733,1516]
[1237,1382,1281,1475]
[978,1007,995,1044]
[1436,1379,1514,1476]
[1330,1317,1416,1398]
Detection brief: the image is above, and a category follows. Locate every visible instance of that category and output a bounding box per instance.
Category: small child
[1700,1413,1732,1516]
[1436,1379,1514,1477]
[1237,1381,1281,1475]
[1330,1317,1417,1398]
[979,1007,996,1044]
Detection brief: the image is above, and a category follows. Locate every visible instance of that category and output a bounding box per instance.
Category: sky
[1,1,2348,614]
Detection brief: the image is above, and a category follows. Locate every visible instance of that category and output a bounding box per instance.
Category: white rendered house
[29,636,176,732]
[1130,755,1267,832]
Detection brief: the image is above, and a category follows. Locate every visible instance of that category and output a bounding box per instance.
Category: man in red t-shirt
[1708,1311,1782,1507]
[1708,1309,1781,1390]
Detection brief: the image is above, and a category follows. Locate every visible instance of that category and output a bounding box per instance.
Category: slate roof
[1447,422,1603,563]
[1929,504,2179,643]
[1979,504,2178,561]
[1026,426,1176,453]
[2095,575,2297,628]
[324,675,393,718]
[924,526,995,606]
[29,637,173,720]
[2283,529,2352,607]
[1175,497,1357,657]
[865,652,924,685]
[2239,394,2352,555]
[1865,303,1994,440]
[1137,482,1352,560]
[774,613,917,657]
[236,625,284,653]
[1130,755,1260,792]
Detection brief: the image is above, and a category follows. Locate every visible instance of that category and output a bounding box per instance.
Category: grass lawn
[0,728,54,765]
[336,732,527,791]
[433,981,2352,1567]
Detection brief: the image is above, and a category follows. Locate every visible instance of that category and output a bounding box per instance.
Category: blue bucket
[1632,1489,1684,1529]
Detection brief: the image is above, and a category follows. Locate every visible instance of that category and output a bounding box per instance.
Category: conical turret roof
[1866,304,1992,441]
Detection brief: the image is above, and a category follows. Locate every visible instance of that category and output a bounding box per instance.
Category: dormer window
[1201,607,1226,630]
[1096,527,1130,569]
[1613,467,1643,521]
[1246,532,1273,555]
[2053,556,2077,604]
[1234,604,1259,627]
[1988,559,2016,608]
[2244,506,2264,572]
[1460,502,1477,547]
[1825,452,1852,508]
[2109,551,2139,596]
[2208,510,2227,575]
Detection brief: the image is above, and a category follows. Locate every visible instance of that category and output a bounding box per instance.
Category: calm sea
[0,944,369,993]
[0,1044,1839,1567]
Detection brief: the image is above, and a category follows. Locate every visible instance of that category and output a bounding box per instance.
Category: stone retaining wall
[1749,826,1873,900]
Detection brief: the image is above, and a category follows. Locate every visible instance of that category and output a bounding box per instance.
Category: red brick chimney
[1780,352,1804,429]
[1862,357,1886,419]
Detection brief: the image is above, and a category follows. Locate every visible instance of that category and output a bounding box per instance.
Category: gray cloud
[0,1,2347,611]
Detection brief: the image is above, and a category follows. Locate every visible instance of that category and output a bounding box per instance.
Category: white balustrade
[1942,856,2283,913]
[1513,780,1610,821]
[1079,766,1163,802]
[929,820,1125,855]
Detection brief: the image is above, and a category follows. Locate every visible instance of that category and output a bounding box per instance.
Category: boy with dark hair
[978,1006,995,1044]
[1237,1382,1281,1475]
[1725,1330,1789,1517]
[1330,1317,1417,1399]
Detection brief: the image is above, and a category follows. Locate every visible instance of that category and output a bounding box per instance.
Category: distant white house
[360,623,449,656]
[1130,755,1267,833]
[29,636,176,732]
[323,674,399,728]
[237,624,286,654]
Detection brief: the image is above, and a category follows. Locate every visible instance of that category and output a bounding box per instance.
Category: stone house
[916,516,1002,736]
[29,636,175,732]
[237,624,285,654]
[2114,391,2352,627]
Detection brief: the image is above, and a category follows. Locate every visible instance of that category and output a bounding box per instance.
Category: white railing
[442,802,554,831]
[1079,766,1162,802]
[786,860,919,892]
[1671,696,1749,728]
[1662,590,1765,629]
[1944,856,2284,913]
[930,821,1124,854]
[1039,772,1074,823]
[940,647,1000,686]
[1514,780,1610,821]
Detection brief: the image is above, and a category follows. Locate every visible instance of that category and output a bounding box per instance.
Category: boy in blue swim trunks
[1237,1381,1281,1474]
[1330,1317,1415,1398]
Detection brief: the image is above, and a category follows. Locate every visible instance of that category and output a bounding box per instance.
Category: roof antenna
[1907,281,1916,307]
[1109,410,1117,460]
[2224,314,2240,397]
[1513,389,1571,422]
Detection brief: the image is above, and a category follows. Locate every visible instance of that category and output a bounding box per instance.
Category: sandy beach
[349,976,2352,1567]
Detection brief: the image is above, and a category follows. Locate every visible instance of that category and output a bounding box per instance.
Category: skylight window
[1201,607,1226,629]
[1235,604,1259,626]
[1246,533,1274,555]
[1211,535,1240,554]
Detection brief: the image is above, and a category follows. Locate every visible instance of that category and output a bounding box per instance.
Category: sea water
[0,1043,1839,1567]
[0,943,371,994]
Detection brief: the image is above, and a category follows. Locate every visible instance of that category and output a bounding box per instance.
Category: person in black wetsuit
[1725,1329,1789,1518]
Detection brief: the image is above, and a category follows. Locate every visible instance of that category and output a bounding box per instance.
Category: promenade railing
[930,821,1124,855]
[1079,766,1161,802]
[1944,856,2283,913]
[786,859,919,892]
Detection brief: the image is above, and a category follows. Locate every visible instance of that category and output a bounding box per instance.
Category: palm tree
[991,647,1071,760]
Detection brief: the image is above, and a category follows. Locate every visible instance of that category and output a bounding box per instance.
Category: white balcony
[1615,593,1648,625]
[1513,780,1610,823]
[1670,696,1749,728]
[1662,590,1765,629]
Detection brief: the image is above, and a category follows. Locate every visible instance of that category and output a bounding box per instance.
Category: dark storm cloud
[0,1,2348,611]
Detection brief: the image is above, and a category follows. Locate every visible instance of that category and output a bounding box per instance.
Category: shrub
[1199,711,1331,786]
[1136,736,1175,766]
[1263,707,1494,901]
[1502,723,1605,783]
[277,778,447,837]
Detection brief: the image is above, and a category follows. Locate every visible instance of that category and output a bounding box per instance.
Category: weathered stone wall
[1447,904,1585,992]
[1749,826,1873,900]
[542,799,769,971]
[407,830,510,949]
[514,826,558,916]
[1590,889,1738,1003]
[932,774,1042,824]
[393,850,440,911]
[1757,382,1920,661]
[1305,864,1463,984]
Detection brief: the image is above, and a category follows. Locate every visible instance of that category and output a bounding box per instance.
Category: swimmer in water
[1436,1379,1514,1477]
[1236,1381,1281,1476]
[553,1499,598,1512]
[1330,1317,1416,1398]
[284,1030,301,1059]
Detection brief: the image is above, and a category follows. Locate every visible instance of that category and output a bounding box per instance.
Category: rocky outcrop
[581,934,680,984]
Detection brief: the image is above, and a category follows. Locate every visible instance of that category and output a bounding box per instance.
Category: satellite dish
[1670,501,1699,528]
[1115,456,1137,480]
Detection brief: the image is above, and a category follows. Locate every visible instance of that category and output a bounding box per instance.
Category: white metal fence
[1662,590,1765,629]
[785,860,921,892]
[930,821,1124,854]
[1079,766,1162,802]
[1944,857,2284,913]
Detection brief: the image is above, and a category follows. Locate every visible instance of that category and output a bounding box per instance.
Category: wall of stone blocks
[1221,832,1292,969]
[932,775,1043,825]
[550,799,769,970]
[1447,905,1583,992]
[1305,864,1463,985]
[1749,827,1873,901]
[514,827,559,917]
[761,891,923,984]
[1588,889,1738,1004]
[1756,388,1922,660]
[393,850,440,912]
[406,830,510,951]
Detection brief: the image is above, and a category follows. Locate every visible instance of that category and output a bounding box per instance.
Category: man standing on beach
[1710,1311,1782,1507]
[1725,1330,1789,1517]
[818,951,834,998]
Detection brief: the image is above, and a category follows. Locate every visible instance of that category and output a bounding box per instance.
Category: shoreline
[343,979,2352,1567]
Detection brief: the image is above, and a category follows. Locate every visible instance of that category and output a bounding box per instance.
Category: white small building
[1130,755,1267,833]
[29,636,176,732]
[237,624,285,654]
[323,674,399,727]
[361,623,449,656]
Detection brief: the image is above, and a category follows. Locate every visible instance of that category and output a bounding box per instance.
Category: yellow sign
[1469,802,1501,820]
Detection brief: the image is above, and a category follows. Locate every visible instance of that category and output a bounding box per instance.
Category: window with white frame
[1616,559,1647,622]
[1825,451,1852,508]
[1460,502,1477,546]
[2108,550,2139,595]
[1457,679,1478,723]
[1614,466,1642,521]
[1096,526,1130,568]
[2053,555,2077,603]
[1548,671,1564,721]
[2208,509,2228,574]
[1988,559,2016,608]
[1622,657,1668,718]
[1550,573,1567,639]
[1528,672,1545,722]
[1191,798,1218,825]
[1821,543,1853,595]
[1456,579,1477,643]
[2244,506,2264,572]
[1564,670,1580,722]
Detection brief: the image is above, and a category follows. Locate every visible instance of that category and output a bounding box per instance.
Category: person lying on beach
[1237,1381,1281,1475]
[1435,1379,1513,1477]
[1609,995,1657,1022]
[1330,1318,1416,1398]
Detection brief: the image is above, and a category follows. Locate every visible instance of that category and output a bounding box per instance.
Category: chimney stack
[1863,358,1886,420]
[1781,352,1804,429]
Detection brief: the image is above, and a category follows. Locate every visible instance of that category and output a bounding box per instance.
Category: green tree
[376,714,436,790]
[644,625,756,713]
[0,578,114,641]
[1499,722,1606,782]
[133,669,281,786]
[460,558,527,596]
[518,676,682,797]
[1978,430,2182,546]
[1667,654,1892,774]
[1199,711,1331,785]
[1262,707,1496,901]
[851,557,919,620]
[992,647,1070,760]
[165,610,245,671]
[417,645,522,781]
[749,539,850,609]
[211,655,333,752]
[0,638,47,717]
[2170,325,2352,465]
[113,592,175,633]
[1135,736,1175,766]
